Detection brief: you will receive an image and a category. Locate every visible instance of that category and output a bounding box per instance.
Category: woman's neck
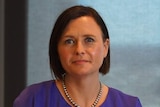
[63,74,101,107]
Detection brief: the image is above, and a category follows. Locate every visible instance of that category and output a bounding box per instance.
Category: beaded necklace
[62,79,102,107]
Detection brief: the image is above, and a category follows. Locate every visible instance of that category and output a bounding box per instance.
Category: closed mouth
[72,60,90,64]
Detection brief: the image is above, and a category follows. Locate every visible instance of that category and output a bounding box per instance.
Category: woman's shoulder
[21,80,55,94]
[101,87,142,107]
[108,87,138,99]
[13,80,56,107]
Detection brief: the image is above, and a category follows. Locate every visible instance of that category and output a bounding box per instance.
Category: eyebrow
[62,34,96,38]
[83,34,96,37]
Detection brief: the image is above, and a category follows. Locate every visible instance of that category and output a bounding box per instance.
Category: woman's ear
[103,39,110,58]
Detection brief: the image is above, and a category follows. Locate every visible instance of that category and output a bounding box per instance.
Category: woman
[13,5,142,107]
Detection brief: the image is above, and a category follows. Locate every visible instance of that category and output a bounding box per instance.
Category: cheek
[91,45,104,57]
[58,47,71,66]
[89,46,105,64]
[58,47,69,63]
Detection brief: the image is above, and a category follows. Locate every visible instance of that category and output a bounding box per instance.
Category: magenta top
[13,80,142,107]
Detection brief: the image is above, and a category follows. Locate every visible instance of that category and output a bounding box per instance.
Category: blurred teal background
[26,0,160,107]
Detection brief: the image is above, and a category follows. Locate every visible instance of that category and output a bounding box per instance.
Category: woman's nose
[75,41,85,55]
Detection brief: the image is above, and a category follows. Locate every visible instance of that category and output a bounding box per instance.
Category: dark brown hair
[49,5,110,80]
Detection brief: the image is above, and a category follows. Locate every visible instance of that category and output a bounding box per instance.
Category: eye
[85,37,95,43]
[65,39,75,45]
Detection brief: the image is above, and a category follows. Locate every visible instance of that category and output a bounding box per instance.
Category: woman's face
[58,16,109,77]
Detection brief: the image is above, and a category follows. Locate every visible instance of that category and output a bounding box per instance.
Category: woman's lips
[72,60,90,64]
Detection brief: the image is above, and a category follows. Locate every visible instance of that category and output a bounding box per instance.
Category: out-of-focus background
[0,0,160,107]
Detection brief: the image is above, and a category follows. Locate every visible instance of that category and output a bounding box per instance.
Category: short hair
[49,5,110,80]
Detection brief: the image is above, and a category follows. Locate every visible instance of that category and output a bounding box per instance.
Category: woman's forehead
[62,16,102,36]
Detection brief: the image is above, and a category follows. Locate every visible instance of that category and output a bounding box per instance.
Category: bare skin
[55,79,109,107]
